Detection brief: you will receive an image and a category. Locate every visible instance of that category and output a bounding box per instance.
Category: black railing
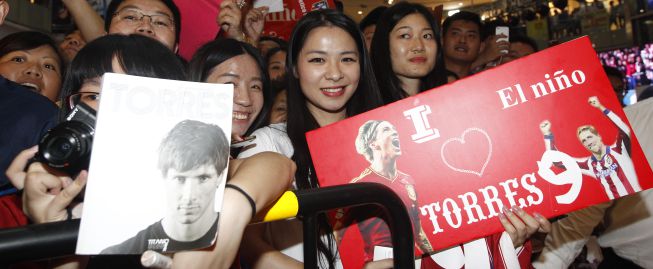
[0,182,415,268]
[296,183,415,269]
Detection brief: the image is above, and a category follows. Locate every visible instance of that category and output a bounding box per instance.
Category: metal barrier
[0,182,416,268]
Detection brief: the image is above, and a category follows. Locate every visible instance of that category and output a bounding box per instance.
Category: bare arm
[416,227,433,253]
[170,152,295,269]
[61,0,105,42]
[240,223,303,269]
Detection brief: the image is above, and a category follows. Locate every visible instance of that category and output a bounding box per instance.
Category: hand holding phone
[495,26,509,55]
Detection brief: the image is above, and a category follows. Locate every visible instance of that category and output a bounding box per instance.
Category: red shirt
[346,168,423,262]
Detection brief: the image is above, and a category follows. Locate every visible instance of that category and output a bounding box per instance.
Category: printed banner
[261,0,336,40]
[306,37,653,268]
[77,73,233,254]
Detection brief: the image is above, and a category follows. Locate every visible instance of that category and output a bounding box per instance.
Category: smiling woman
[238,9,383,269]
[188,38,271,141]
[0,31,63,102]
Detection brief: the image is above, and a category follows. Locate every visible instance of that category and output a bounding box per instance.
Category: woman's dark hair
[359,6,387,31]
[60,34,185,116]
[371,2,447,104]
[265,46,287,66]
[105,0,182,45]
[259,36,288,48]
[187,37,271,137]
[0,31,62,67]
[510,34,539,52]
[286,9,382,268]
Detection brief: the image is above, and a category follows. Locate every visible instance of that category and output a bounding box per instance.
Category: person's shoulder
[256,123,288,138]
[237,123,291,158]
[0,76,58,116]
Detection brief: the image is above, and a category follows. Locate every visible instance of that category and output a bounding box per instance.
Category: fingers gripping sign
[537,150,583,204]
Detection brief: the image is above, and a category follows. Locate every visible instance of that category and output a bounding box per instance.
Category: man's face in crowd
[108,0,177,51]
[502,42,535,64]
[59,30,86,63]
[443,20,482,64]
[164,164,220,225]
[371,121,402,158]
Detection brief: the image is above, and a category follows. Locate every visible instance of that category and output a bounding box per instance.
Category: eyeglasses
[112,9,175,30]
[66,91,101,110]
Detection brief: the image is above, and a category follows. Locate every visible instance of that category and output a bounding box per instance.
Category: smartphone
[496,26,509,54]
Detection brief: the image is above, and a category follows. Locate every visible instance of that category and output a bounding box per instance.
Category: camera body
[37,102,96,176]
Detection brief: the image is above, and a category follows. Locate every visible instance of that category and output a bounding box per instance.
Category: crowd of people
[0,0,650,268]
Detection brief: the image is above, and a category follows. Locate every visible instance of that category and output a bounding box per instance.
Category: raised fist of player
[588,96,604,110]
[539,120,552,136]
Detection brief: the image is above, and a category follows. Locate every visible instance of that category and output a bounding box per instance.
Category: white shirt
[237,123,293,159]
[237,123,342,268]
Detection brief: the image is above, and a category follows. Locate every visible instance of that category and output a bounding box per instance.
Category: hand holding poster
[306,37,653,268]
[76,73,233,254]
[260,0,336,39]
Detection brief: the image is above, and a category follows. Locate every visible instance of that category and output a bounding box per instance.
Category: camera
[37,102,96,176]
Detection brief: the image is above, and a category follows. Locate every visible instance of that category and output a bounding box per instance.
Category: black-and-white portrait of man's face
[164,164,220,226]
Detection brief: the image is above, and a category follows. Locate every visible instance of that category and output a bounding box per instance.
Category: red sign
[306,37,653,268]
[261,0,336,40]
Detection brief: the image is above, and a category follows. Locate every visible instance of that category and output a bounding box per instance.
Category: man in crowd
[442,11,485,79]
[58,29,87,63]
[501,35,538,65]
[62,0,181,52]
[603,66,627,107]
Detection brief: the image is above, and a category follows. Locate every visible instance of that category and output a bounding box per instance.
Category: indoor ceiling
[342,0,496,22]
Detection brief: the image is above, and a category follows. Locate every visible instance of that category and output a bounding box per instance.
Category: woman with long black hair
[240,9,383,269]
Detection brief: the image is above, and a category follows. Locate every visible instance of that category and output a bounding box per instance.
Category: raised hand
[244,6,268,44]
[587,96,605,111]
[539,120,551,136]
[217,0,244,40]
[5,145,38,190]
[22,163,87,224]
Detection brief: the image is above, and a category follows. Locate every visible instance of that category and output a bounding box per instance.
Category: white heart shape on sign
[440,128,492,177]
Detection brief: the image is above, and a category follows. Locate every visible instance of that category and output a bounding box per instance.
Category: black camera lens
[37,102,96,176]
[38,120,94,175]
[46,136,75,161]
